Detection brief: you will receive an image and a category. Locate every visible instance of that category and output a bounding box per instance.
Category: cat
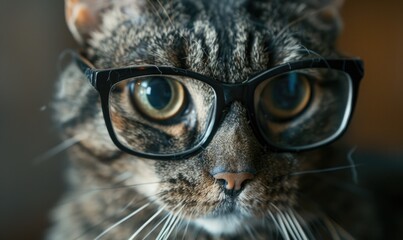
[47,0,382,239]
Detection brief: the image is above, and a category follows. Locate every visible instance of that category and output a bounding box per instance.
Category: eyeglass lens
[108,75,217,155]
[253,68,352,149]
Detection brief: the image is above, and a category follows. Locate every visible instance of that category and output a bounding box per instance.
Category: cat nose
[213,172,255,192]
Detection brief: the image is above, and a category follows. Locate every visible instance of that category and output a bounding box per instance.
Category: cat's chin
[193,215,245,236]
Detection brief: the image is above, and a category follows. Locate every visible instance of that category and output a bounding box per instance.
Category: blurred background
[0,0,401,239]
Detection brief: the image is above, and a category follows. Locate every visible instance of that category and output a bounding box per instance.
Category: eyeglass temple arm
[74,53,98,89]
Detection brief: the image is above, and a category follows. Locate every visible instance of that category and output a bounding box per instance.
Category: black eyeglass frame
[74,52,364,160]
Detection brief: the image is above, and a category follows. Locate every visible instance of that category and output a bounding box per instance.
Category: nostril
[216,178,227,188]
[239,178,252,189]
[213,172,255,191]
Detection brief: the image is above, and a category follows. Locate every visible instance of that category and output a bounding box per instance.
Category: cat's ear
[309,0,345,34]
[65,0,143,44]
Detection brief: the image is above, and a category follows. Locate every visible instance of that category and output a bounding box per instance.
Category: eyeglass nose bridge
[222,83,248,106]
[218,83,269,150]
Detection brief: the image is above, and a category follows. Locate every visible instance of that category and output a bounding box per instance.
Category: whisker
[290,164,364,176]
[323,217,341,240]
[156,202,183,240]
[278,210,299,240]
[269,205,290,240]
[94,203,151,240]
[347,146,359,184]
[292,210,315,240]
[128,205,167,240]
[267,210,282,239]
[146,0,167,28]
[118,197,138,215]
[161,204,185,240]
[330,220,355,240]
[156,0,174,28]
[293,192,348,239]
[58,182,165,208]
[296,45,325,60]
[284,210,305,240]
[73,194,163,240]
[287,209,308,240]
[156,212,174,240]
[181,211,193,240]
[32,134,86,165]
[276,213,291,240]
[141,213,170,240]
[173,210,187,240]
[244,225,257,240]
[163,207,184,240]
[283,212,301,240]
[274,3,338,40]
[80,181,165,193]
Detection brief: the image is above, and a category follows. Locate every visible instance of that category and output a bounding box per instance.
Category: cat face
[53,0,355,238]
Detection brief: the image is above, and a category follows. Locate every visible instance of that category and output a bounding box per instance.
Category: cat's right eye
[128,76,187,122]
[254,68,353,150]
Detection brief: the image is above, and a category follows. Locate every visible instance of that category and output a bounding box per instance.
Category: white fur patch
[194,215,243,236]
[125,159,160,199]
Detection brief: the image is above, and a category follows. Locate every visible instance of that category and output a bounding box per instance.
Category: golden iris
[259,72,311,121]
[129,76,186,121]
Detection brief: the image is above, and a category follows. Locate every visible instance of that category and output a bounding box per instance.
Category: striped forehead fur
[87,0,340,83]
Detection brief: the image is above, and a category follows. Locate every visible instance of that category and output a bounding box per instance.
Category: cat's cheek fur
[115,158,161,199]
[155,158,220,215]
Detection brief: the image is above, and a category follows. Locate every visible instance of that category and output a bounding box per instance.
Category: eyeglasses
[73,52,363,160]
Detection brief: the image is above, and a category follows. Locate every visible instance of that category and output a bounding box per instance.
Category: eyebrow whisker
[290,164,364,176]
[32,134,86,165]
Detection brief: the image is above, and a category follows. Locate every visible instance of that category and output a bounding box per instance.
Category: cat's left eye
[254,68,352,150]
[256,72,312,122]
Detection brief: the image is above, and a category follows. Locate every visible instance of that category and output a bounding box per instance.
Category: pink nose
[213,172,255,191]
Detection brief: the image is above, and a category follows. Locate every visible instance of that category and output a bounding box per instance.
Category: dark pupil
[144,77,172,110]
[271,73,305,110]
